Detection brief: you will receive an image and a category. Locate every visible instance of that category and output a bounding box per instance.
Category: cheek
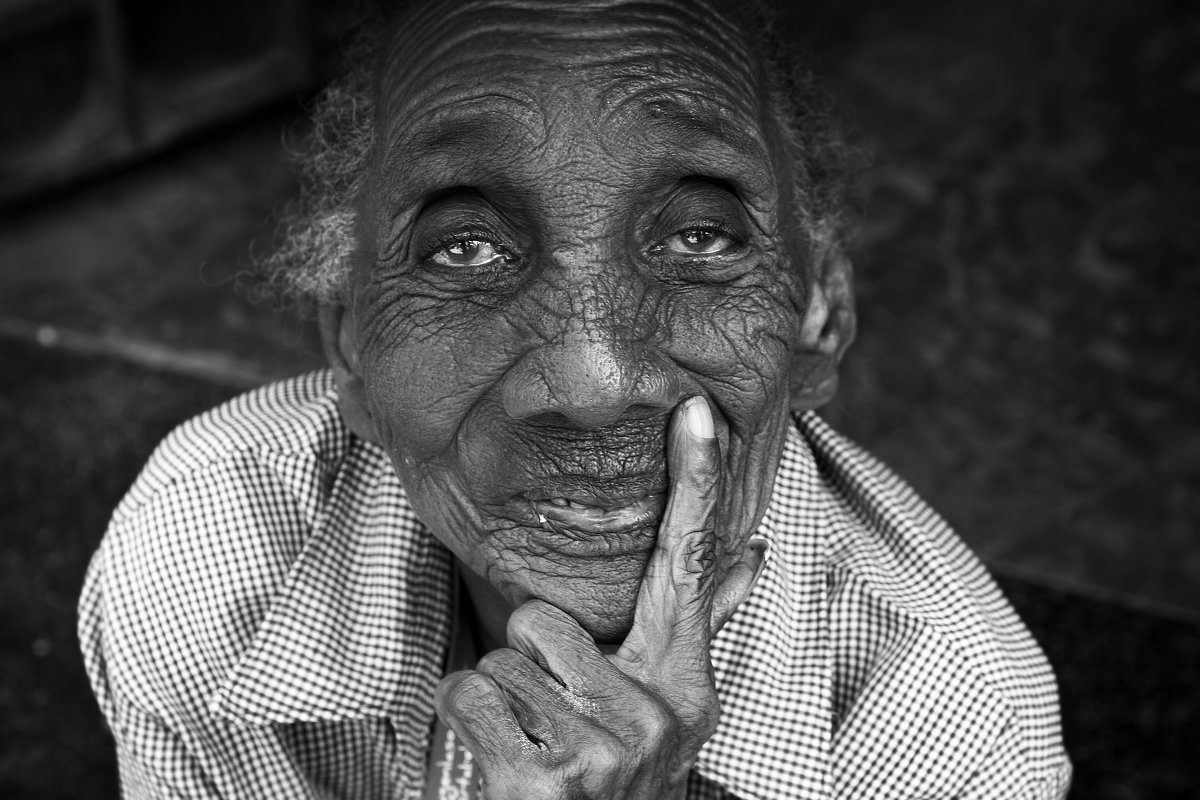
[660,277,802,420]
[658,274,801,555]
[354,279,520,461]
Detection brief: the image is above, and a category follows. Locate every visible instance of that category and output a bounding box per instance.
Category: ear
[318,302,381,444]
[789,245,857,412]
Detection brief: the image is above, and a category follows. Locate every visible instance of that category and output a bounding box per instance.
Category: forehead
[372,0,775,200]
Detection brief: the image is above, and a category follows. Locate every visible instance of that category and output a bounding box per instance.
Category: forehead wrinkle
[602,82,762,151]
[391,96,545,160]
[379,0,763,110]
[373,0,777,209]
[391,0,759,59]
[380,68,546,143]
[600,84,775,202]
[376,75,550,204]
[379,118,549,211]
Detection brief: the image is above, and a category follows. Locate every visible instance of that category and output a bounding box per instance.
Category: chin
[575,603,638,645]
[516,570,642,645]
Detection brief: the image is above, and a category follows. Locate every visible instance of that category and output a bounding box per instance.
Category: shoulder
[80,371,386,717]
[791,413,1070,797]
[111,370,347,525]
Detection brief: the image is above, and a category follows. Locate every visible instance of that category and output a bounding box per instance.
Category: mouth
[532,492,666,533]
[518,476,667,557]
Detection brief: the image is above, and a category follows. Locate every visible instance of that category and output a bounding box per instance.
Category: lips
[513,472,667,557]
[532,492,666,535]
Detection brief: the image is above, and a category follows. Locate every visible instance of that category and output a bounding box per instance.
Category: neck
[457,560,513,656]
[456,561,623,657]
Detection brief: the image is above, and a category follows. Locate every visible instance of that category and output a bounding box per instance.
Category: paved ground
[1,0,1197,796]
[809,0,1200,620]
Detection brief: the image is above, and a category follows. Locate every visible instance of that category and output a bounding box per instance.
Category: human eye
[658,225,742,256]
[428,237,510,269]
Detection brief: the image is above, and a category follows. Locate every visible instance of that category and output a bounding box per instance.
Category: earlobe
[789,247,857,412]
[317,302,380,444]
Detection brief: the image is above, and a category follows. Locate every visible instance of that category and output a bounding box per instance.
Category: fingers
[475,647,599,752]
[439,643,630,798]
[435,670,544,772]
[506,600,620,697]
[441,602,624,764]
[617,396,721,673]
[709,537,768,635]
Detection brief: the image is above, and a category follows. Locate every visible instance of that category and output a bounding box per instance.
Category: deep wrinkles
[391,0,757,81]
[506,414,667,483]
[373,8,760,147]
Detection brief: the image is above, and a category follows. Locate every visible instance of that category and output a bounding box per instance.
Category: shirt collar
[210,439,453,727]
[697,415,833,799]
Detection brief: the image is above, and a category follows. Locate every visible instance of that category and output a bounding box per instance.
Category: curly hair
[260,1,854,305]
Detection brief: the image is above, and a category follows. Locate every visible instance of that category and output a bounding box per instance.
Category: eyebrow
[373,85,547,198]
[390,84,547,148]
[610,90,776,200]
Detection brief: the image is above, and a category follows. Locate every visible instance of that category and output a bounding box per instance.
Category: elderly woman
[79,1,1070,798]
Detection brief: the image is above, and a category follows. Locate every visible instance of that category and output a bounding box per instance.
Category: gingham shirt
[79,372,1071,799]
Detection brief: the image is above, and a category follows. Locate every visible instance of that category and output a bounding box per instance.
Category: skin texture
[318,0,856,795]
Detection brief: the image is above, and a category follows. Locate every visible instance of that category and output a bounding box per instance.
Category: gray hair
[260,3,853,305]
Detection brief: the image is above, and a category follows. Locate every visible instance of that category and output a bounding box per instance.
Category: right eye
[430,238,509,268]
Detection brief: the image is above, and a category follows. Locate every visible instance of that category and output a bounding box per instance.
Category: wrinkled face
[349,0,808,641]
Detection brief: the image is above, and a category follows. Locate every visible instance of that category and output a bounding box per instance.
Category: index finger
[614,395,720,675]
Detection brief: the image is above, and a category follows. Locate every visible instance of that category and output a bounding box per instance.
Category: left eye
[661,227,738,256]
[431,239,506,268]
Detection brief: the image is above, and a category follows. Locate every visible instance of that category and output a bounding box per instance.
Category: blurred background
[1,0,1197,796]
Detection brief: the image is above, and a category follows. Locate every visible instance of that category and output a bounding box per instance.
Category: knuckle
[570,731,624,777]
[638,703,677,745]
[522,773,560,800]
[506,599,577,648]
[506,599,557,639]
[441,671,498,714]
[681,534,718,577]
[475,647,522,675]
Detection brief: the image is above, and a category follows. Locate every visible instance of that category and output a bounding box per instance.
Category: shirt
[79,371,1071,799]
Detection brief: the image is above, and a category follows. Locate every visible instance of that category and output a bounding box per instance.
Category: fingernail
[748,537,770,558]
[685,396,714,439]
[747,537,770,587]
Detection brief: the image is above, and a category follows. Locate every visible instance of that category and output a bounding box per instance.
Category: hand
[434,396,767,799]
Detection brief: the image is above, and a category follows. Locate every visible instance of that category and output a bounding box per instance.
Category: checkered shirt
[79,371,1071,799]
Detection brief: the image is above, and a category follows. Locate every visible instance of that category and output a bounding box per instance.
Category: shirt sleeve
[109,693,219,799]
[956,719,1073,800]
[79,538,341,799]
[75,458,327,798]
[828,565,1072,799]
[79,553,220,799]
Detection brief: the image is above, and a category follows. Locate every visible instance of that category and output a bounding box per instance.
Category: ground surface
[798,0,1200,618]
[1,0,1197,796]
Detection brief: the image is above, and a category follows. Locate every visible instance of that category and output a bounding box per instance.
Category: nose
[501,326,679,429]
